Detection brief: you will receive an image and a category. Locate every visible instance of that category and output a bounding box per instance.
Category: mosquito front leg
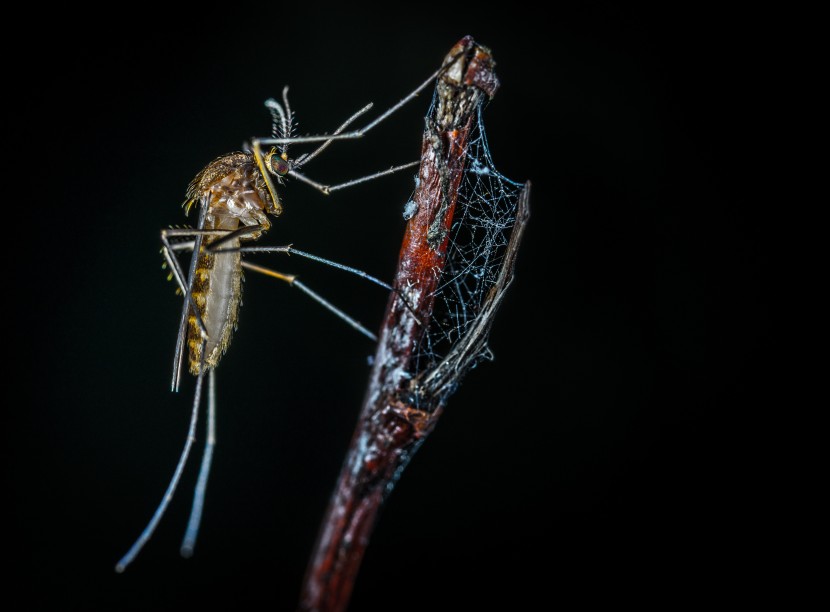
[282,100,374,171]
[289,160,420,196]
[253,98,381,196]
[255,54,463,148]
[251,59,462,196]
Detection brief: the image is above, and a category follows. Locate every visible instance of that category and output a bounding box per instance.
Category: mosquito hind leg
[115,341,209,572]
[181,367,217,557]
[241,261,377,342]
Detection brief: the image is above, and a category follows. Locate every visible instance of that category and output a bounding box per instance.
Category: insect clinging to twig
[115,56,460,573]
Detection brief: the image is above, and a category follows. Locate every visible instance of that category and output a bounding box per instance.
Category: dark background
[10,4,770,610]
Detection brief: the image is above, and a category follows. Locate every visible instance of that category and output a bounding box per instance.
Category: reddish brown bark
[298,36,526,612]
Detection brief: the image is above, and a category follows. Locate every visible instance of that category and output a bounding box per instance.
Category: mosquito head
[250,140,285,217]
[265,148,291,178]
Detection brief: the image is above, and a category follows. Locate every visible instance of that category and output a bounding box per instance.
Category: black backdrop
[10,4,769,610]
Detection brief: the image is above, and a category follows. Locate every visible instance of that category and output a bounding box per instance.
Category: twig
[298,36,530,612]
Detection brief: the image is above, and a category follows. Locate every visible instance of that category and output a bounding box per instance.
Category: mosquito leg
[236,247,423,327]
[241,261,377,342]
[168,241,195,253]
[161,226,250,305]
[163,227,247,240]
[164,226,262,255]
[234,247,391,291]
[161,230,199,305]
[287,102,373,172]
[202,224,268,252]
[180,367,217,558]
[239,261,296,284]
[252,100,375,198]
[255,53,465,148]
[162,225,222,391]
[289,160,420,195]
[161,228,208,339]
[255,58,461,195]
[115,342,208,572]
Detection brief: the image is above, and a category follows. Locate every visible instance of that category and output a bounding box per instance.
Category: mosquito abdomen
[188,230,243,375]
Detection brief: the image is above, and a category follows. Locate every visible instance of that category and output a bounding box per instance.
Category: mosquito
[115,57,458,572]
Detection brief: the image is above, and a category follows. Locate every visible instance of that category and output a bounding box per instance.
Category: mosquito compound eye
[270,156,290,176]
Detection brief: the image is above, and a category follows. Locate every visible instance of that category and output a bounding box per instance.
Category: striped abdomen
[187,219,243,375]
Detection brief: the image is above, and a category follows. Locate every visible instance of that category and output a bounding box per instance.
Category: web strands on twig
[411,102,524,396]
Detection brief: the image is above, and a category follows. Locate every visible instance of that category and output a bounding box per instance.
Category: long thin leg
[235,247,423,327]
[288,102,373,172]
[248,55,464,220]
[173,236,406,336]
[181,238,390,293]
[168,199,210,392]
[115,344,208,572]
[254,56,461,147]
[290,160,420,195]
[164,225,265,249]
[161,229,208,338]
[241,261,377,341]
[180,367,217,558]
[237,246,392,291]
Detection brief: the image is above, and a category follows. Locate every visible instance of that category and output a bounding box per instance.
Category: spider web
[411,102,524,382]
